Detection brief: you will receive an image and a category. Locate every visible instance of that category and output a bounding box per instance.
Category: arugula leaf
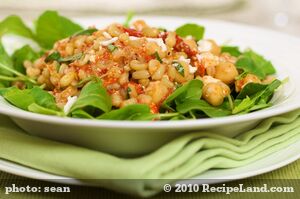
[0,41,13,77]
[45,51,83,63]
[237,83,268,99]
[172,62,184,76]
[3,87,34,110]
[72,28,97,36]
[45,51,60,62]
[12,45,39,74]
[162,79,203,111]
[221,46,242,57]
[123,11,135,28]
[71,109,94,119]
[176,99,231,118]
[236,50,276,79]
[29,87,58,110]
[107,44,118,52]
[70,81,112,117]
[258,79,281,102]
[98,104,155,121]
[35,10,83,49]
[175,23,205,41]
[2,86,59,111]
[28,103,64,116]
[0,15,34,39]
[233,79,281,114]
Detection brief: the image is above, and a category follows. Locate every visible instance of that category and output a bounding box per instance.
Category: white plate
[1,16,300,156]
[1,139,300,186]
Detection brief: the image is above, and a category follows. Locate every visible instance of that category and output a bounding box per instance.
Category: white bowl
[1,16,300,157]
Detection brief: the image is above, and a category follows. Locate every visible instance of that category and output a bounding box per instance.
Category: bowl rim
[1,16,300,129]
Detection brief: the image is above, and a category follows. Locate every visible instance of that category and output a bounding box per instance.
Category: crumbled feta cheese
[202,76,221,84]
[100,37,118,46]
[64,96,78,114]
[102,31,112,39]
[146,38,167,51]
[196,52,219,68]
[89,54,96,63]
[178,56,191,64]
[129,36,140,40]
[188,65,198,74]
[196,54,204,61]
[197,40,212,52]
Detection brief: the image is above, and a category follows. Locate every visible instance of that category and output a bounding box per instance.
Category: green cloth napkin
[1,109,300,197]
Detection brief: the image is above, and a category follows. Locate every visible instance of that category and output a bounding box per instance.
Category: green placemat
[1,159,300,199]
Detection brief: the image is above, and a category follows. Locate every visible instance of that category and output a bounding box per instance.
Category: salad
[0,11,282,120]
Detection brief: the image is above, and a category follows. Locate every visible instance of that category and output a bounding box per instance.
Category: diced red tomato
[123,28,143,37]
[174,35,197,57]
[193,60,206,77]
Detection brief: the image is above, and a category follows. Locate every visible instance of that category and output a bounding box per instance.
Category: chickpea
[202,82,230,106]
[235,74,261,92]
[214,62,239,84]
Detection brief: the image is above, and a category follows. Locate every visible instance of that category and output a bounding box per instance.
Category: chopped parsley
[153,51,163,63]
[172,61,185,76]
[108,44,118,52]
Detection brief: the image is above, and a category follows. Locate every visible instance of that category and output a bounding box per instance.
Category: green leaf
[175,23,205,41]
[2,86,59,111]
[237,83,268,99]
[162,79,203,111]
[98,104,155,120]
[0,15,34,39]
[72,28,97,36]
[3,87,34,110]
[12,45,39,74]
[45,51,83,63]
[123,11,135,28]
[71,109,94,119]
[35,10,83,49]
[0,86,21,96]
[29,87,58,110]
[236,50,276,79]
[233,79,281,114]
[0,41,13,76]
[28,103,64,116]
[0,42,36,86]
[259,79,281,102]
[0,41,14,86]
[70,81,112,117]
[221,46,242,57]
[176,99,231,118]
[45,51,61,62]
[172,62,184,76]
